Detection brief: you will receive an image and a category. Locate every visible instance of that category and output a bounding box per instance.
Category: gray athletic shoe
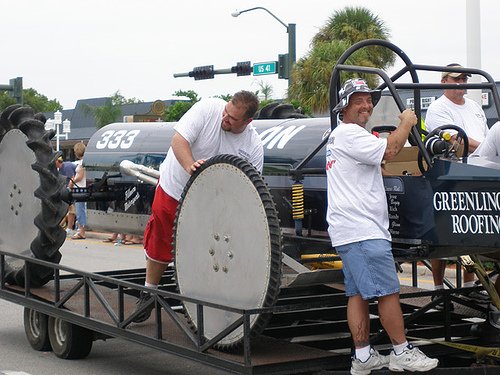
[350,347,389,375]
[132,291,154,323]
[389,344,439,372]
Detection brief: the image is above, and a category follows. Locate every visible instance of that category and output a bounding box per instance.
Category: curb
[83,230,114,241]
[400,262,466,279]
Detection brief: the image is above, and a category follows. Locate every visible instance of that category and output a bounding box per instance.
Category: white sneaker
[389,344,439,372]
[351,347,389,375]
[464,289,490,303]
[66,228,74,237]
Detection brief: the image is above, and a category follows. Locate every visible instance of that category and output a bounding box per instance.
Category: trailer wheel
[23,307,52,351]
[47,316,93,359]
[0,105,68,287]
[174,154,282,351]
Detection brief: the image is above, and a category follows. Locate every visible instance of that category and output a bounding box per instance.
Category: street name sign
[253,62,278,76]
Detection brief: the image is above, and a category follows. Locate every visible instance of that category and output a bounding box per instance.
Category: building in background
[44,98,186,160]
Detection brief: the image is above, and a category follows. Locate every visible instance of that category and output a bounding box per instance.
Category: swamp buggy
[1,39,500,374]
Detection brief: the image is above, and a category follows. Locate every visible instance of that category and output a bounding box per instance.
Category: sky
[1,0,499,109]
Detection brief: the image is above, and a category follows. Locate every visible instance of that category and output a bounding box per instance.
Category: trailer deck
[1,251,338,374]
[2,250,500,374]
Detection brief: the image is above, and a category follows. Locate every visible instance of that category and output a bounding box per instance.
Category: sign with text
[253,62,277,76]
[406,96,436,110]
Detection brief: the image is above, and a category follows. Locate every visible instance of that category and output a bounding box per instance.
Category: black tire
[174,154,282,351]
[254,102,280,119]
[23,307,52,351]
[0,105,68,287]
[47,316,93,359]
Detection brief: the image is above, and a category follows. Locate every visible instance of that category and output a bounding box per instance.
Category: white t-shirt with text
[326,122,390,247]
[159,98,264,201]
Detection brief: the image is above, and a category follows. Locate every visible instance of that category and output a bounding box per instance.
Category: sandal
[72,233,86,240]
[102,238,115,243]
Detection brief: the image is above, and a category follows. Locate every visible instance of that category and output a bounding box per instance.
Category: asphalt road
[0,233,233,375]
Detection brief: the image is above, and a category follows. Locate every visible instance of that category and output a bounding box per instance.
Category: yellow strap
[301,253,339,260]
[406,335,500,360]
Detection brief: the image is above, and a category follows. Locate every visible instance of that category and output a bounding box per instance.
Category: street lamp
[232,7,296,88]
[45,110,71,152]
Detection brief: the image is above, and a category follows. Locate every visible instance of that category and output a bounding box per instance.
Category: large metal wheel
[23,307,52,351]
[0,105,68,287]
[174,154,282,351]
[47,316,93,359]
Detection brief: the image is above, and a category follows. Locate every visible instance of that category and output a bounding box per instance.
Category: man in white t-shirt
[327,78,438,373]
[426,64,490,308]
[425,63,489,153]
[132,91,263,323]
[472,121,500,159]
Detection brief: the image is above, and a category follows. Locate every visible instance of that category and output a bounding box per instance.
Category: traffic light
[190,65,215,80]
[278,54,289,80]
[8,77,23,104]
[231,61,252,76]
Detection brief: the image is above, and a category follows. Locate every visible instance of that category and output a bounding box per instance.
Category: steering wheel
[371,125,397,135]
[427,125,469,158]
[418,124,469,173]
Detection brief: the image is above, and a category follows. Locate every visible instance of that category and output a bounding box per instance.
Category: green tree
[0,92,15,111]
[288,6,394,113]
[23,88,62,113]
[214,94,232,102]
[0,88,62,113]
[163,90,200,122]
[257,80,273,101]
[83,91,142,128]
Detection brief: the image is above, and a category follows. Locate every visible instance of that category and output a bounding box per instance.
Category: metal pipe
[119,160,159,186]
[466,0,482,105]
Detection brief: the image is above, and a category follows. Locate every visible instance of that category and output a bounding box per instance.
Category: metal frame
[2,249,499,373]
[0,250,338,374]
[290,39,500,182]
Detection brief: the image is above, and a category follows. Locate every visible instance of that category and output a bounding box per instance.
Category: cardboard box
[383,146,424,176]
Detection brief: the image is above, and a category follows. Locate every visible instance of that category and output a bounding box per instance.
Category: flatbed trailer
[0,250,339,374]
[2,250,500,374]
